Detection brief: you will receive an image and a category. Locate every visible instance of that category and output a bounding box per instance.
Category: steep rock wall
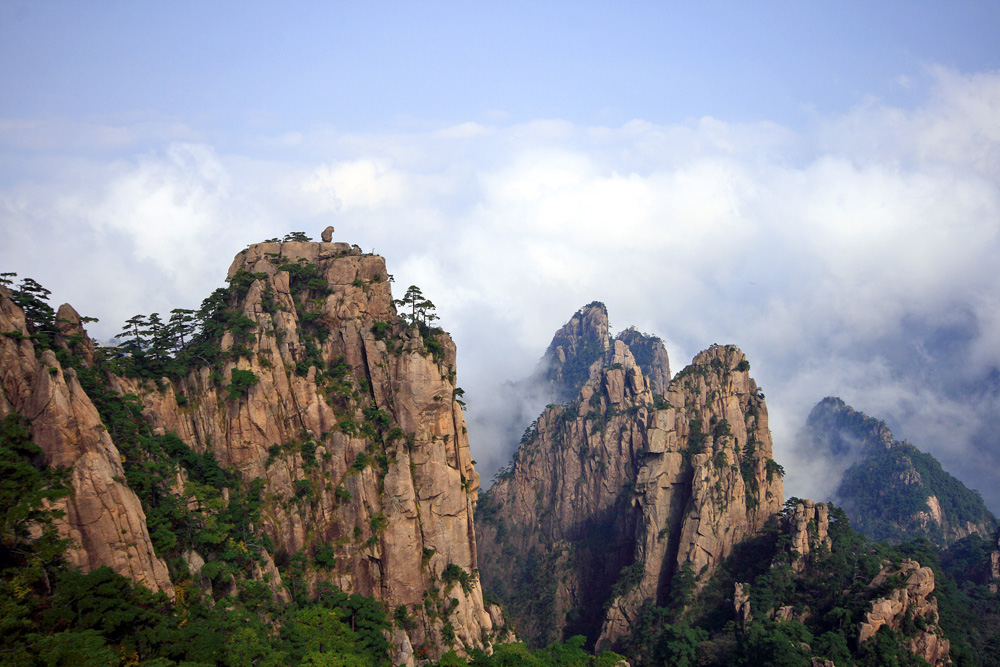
[119,241,498,655]
[477,304,783,648]
[0,287,173,596]
[2,241,503,659]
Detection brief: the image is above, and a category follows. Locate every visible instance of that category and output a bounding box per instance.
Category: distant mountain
[803,397,998,546]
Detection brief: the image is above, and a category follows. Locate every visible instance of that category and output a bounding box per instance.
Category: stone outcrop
[733,582,752,626]
[124,241,500,656]
[784,499,831,569]
[477,304,783,648]
[858,560,951,666]
[991,531,1000,594]
[0,286,173,596]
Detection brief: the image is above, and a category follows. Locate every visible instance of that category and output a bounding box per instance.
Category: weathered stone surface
[321,225,335,242]
[477,303,782,649]
[128,242,499,657]
[0,287,173,596]
[733,582,752,627]
[1,242,505,659]
[785,499,831,569]
[858,560,951,666]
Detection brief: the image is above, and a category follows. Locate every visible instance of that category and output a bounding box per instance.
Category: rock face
[538,304,670,403]
[858,560,951,666]
[803,397,997,546]
[477,304,783,648]
[1,241,503,658]
[784,498,830,569]
[0,286,173,596]
[137,242,498,654]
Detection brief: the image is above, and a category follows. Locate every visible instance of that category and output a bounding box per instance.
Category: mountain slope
[804,396,997,546]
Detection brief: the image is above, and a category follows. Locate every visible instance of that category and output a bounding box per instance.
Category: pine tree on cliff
[395,285,437,327]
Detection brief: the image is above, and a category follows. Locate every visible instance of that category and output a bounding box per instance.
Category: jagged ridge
[476,303,783,649]
[1,239,507,661]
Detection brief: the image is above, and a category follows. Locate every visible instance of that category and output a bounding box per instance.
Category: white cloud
[302,158,409,212]
[3,66,1000,510]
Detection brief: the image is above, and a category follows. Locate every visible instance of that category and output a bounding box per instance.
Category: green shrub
[227,369,259,399]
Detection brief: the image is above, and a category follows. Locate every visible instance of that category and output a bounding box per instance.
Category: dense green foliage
[0,412,72,592]
[838,440,996,545]
[806,397,997,546]
[436,635,626,667]
[0,562,392,667]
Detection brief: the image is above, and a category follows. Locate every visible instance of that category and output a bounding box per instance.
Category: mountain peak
[802,397,997,545]
[539,302,611,402]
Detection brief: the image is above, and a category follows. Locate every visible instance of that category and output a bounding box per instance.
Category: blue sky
[3,1,1000,509]
[5,2,998,132]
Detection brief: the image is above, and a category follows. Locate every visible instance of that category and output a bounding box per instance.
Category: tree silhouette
[394,285,437,327]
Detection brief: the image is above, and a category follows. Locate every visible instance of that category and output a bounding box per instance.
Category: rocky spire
[539,301,612,403]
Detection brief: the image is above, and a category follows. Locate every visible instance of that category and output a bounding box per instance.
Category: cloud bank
[3,67,999,510]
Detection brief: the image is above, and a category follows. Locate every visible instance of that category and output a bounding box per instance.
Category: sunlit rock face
[477,303,783,648]
[1,287,173,596]
[1,241,505,659]
[858,560,951,667]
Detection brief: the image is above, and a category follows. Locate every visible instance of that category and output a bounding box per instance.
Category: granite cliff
[0,289,173,596]
[476,303,784,649]
[0,240,505,661]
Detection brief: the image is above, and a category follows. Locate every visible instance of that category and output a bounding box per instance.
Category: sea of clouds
[3,67,999,510]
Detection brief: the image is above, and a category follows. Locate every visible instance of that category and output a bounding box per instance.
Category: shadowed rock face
[1,241,505,659]
[477,304,783,648]
[537,303,671,404]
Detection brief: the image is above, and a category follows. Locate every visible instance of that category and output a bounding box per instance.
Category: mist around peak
[795,396,997,546]
[467,302,670,485]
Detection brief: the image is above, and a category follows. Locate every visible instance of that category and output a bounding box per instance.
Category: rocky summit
[1,239,505,663]
[476,303,783,648]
